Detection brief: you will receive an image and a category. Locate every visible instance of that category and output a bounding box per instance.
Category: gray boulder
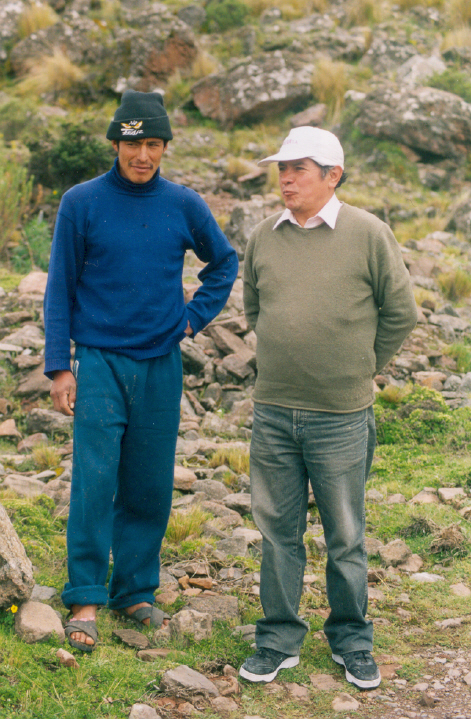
[356,85,471,159]
[446,190,471,240]
[26,408,73,434]
[191,52,314,126]
[0,503,34,608]
[160,664,219,698]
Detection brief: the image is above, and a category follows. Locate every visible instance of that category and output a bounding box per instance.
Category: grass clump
[32,444,61,472]
[311,59,349,123]
[438,268,471,302]
[17,2,59,38]
[445,341,471,373]
[204,0,248,32]
[209,446,250,474]
[17,49,84,100]
[10,215,52,273]
[428,67,471,103]
[165,505,210,544]
[441,26,471,50]
[344,0,384,26]
[447,0,471,26]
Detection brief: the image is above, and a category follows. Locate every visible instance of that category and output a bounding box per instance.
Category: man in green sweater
[240,126,417,689]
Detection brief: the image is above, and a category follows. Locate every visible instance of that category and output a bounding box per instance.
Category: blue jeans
[62,344,182,610]
[250,402,376,656]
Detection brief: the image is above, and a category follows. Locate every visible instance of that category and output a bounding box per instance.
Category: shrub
[204,0,248,32]
[0,160,33,256]
[438,269,471,302]
[18,2,59,38]
[10,215,52,273]
[47,122,114,188]
[428,68,471,103]
[243,0,326,17]
[17,49,84,101]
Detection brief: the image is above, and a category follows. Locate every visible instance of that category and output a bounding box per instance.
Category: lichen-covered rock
[0,504,34,608]
[356,85,471,158]
[191,52,314,126]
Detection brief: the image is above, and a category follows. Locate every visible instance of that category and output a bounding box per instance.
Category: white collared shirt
[273,194,343,230]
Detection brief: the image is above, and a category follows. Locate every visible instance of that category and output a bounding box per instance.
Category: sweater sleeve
[43,206,86,378]
[185,211,238,335]
[370,224,418,374]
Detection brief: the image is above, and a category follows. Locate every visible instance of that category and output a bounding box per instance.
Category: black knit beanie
[106,90,173,142]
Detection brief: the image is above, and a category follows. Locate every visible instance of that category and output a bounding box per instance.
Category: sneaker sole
[239,655,300,683]
[332,653,381,690]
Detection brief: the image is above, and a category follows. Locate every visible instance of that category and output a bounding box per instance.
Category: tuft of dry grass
[191,52,219,79]
[244,0,327,18]
[17,48,84,99]
[376,384,410,407]
[18,2,59,38]
[345,0,384,26]
[32,444,61,471]
[395,0,444,9]
[209,447,250,475]
[430,523,467,553]
[225,155,259,180]
[165,505,210,544]
[447,0,471,26]
[438,268,471,302]
[441,26,471,50]
[311,59,349,123]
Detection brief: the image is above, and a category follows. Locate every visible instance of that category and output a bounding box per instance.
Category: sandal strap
[131,606,167,627]
[64,619,99,643]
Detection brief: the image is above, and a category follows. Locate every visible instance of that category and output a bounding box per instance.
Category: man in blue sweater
[44,91,238,651]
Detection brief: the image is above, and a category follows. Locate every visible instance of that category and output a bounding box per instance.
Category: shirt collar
[273,194,343,230]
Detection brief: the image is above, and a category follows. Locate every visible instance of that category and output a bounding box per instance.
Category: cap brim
[258,149,344,168]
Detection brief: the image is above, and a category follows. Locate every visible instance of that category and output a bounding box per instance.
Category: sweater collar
[108,157,162,193]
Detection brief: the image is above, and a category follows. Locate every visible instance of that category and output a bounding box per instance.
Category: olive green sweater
[243,202,417,413]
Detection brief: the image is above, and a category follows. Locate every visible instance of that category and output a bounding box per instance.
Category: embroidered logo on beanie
[120,120,144,136]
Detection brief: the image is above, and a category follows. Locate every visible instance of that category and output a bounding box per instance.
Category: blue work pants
[61,344,182,610]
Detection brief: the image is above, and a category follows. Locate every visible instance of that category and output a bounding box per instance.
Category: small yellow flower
[10,605,18,614]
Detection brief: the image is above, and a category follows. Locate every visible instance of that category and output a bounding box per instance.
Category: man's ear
[329,166,343,187]
[111,140,119,153]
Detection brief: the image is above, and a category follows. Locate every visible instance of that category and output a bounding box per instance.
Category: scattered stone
[2,474,47,498]
[378,539,412,567]
[410,487,439,504]
[14,601,65,644]
[388,493,406,504]
[169,609,212,641]
[450,582,471,597]
[174,465,197,491]
[397,553,423,573]
[160,665,219,698]
[17,271,48,296]
[310,673,342,691]
[56,648,79,668]
[410,572,444,582]
[187,594,239,621]
[434,617,463,629]
[368,587,385,601]
[285,683,310,701]
[17,433,49,453]
[137,648,171,661]
[0,504,34,607]
[331,692,360,711]
[0,418,21,438]
[366,488,384,502]
[438,487,466,503]
[210,696,239,712]
[26,408,73,434]
[112,628,150,649]
[365,537,384,556]
[31,585,57,601]
[129,704,162,719]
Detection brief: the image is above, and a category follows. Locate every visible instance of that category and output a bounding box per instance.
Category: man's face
[278,158,340,225]
[112,138,167,184]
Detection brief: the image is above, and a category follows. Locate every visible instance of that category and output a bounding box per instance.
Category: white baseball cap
[258,126,344,169]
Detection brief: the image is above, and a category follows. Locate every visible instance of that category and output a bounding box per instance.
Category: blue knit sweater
[44,159,238,378]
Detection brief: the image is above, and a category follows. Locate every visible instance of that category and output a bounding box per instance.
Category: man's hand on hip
[51,370,76,416]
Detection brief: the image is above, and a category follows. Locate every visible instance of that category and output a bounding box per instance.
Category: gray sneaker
[332,650,381,689]
[239,647,300,683]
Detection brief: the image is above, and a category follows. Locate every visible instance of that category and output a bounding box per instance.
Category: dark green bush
[204,0,248,32]
[47,122,114,188]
